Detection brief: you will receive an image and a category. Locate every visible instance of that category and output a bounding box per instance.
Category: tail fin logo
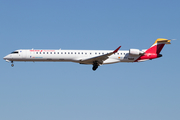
[135,38,171,62]
[145,38,171,54]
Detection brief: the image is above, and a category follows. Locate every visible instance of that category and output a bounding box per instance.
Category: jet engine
[129,49,144,55]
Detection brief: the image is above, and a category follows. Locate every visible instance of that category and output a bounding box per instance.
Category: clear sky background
[0,0,180,120]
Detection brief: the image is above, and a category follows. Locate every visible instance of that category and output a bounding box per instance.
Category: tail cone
[158,54,162,58]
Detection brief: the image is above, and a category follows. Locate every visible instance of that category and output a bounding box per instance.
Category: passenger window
[71,52,73,54]
[43,52,45,54]
[54,52,56,54]
[61,52,63,54]
[82,52,83,54]
[57,52,59,54]
[50,52,52,54]
[40,52,41,54]
[47,52,48,54]
[36,52,38,54]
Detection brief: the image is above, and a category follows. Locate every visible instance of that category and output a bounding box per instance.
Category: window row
[31,52,127,55]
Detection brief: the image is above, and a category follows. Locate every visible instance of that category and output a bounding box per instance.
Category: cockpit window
[11,51,19,54]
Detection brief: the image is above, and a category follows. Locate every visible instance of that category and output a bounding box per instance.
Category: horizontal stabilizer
[153,38,171,45]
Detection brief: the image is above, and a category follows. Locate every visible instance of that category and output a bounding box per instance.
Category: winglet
[113,46,121,53]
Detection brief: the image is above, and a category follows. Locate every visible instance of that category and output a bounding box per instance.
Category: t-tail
[136,38,171,62]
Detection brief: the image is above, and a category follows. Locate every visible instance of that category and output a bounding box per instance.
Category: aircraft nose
[3,56,7,60]
[3,55,10,60]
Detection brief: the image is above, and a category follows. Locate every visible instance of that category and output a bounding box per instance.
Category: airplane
[3,38,171,71]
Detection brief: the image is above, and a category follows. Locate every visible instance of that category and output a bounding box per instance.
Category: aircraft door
[21,50,27,58]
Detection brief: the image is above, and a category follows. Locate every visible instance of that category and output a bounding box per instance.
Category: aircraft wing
[80,46,121,64]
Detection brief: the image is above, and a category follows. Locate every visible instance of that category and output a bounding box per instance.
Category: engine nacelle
[129,49,144,55]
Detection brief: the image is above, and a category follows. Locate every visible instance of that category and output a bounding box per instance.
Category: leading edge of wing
[79,46,121,64]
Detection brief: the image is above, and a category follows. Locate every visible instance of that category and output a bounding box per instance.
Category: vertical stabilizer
[135,38,171,62]
[145,38,171,54]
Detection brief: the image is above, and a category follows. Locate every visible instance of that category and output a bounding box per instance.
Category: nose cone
[3,56,7,60]
[3,55,11,60]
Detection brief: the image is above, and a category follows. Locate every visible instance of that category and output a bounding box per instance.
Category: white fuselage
[3,38,170,71]
[3,49,141,64]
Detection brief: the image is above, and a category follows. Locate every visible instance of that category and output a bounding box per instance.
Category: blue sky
[0,0,180,120]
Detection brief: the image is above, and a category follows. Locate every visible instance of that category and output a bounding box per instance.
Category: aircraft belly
[103,59,120,64]
[11,55,80,62]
